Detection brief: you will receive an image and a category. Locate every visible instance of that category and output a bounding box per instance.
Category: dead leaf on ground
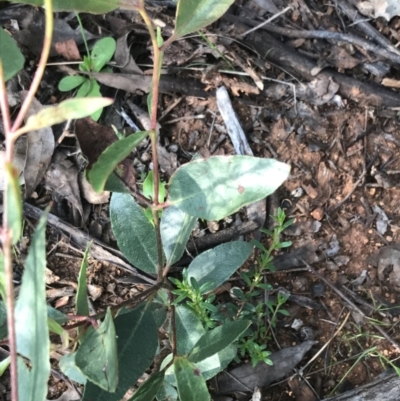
[217,341,316,393]
[325,46,361,70]
[54,38,81,61]
[356,0,400,20]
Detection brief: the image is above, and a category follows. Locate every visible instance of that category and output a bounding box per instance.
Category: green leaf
[5,163,22,245]
[174,356,210,401]
[110,193,158,274]
[187,241,252,292]
[197,343,237,380]
[129,371,165,401]
[47,305,68,324]
[82,302,159,401]
[16,97,113,136]
[0,27,24,81]
[91,37,116,72]
[47,318,64,336]
[174,0,235,39]
[160,206,197,267]
[156,380,178,401]
[6,0,120,13]
[142,170,166,203]
[75,308,118,392]
[175,305,205,356]
[88,131,149,193]
[168,156,290,220]
[76,78,91,97]
[58,75,86,91]
[15,211,50,401]
[0,356,9,376]
[59,353,87,385]
[188,320,251,363]
[86,80,103,121]
[76,242,91,317]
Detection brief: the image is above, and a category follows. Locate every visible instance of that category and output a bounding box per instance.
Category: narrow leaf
[58,75,86,91]
[88,131,149,193]
[188,320,251,363]
[187,241,252,292]
[161,206,197,266]
[174,357,210,401]
[91,37,116,72]
[0,356,9,376]
[129,371,165,401]
[76,242,91,317]
[86,80,103,121]
[5,163,22,245]
[174,0,235,39]
[0,253,5,302]
[15,97,114,136]
[110,193,158,274]
[75,308,118,392]
[82,302,159,401]
[0,27,24,81]
[168,155,290,221]
[15,212,50,401]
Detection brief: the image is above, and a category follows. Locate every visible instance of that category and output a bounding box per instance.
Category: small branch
[169,292,177,357]
[11,0,54,132]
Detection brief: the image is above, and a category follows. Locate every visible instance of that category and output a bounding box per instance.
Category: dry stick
[303,260,400,353]
[336,0,400,57]
[230,15,400,66]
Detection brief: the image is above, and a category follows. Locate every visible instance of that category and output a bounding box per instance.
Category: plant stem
[169,292,177,357]
[11,0,54,133]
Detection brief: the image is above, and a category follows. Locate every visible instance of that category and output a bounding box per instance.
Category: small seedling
[58,35,116,121]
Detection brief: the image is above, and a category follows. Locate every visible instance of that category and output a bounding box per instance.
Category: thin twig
[239,6,292,38]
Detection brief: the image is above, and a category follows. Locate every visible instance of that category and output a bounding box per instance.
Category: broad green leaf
[0,27,24,81]
[76,78,91,97]
[129,371,165,401]
[16,97,113,136]
[5,163,22,245]
[47,305,68,324]
[88,131,149,193]
[160,206,197,267]
[86,80,103,121]
[0,356,9,376]
[188,320,251,363]
[58,75,86,91]
[175,305,205,355]
[82,303,159,401]
[110,193,158,274]
[75,308,118,392]
[156,380,178,401]
[197,343,237,380]
[187,241,252,292]
[59,353,87,385]
[6,0,120,13]
[15,212,50,401]
[174,0,235,39]
[76,242,91,317]
[91,37,116,72]
[168,156,290,221]
[174,357,210,401]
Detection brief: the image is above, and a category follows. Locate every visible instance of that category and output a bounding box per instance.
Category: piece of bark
[23,202,156,284]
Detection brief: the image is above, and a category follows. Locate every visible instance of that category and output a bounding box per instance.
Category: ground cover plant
[0,0,291,400]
